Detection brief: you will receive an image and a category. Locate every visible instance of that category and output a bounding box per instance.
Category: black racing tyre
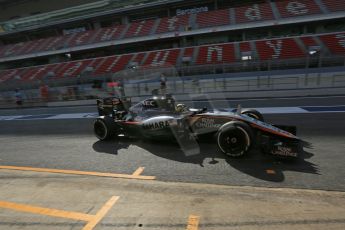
[241,109,264,122]
[217,121,254,157]
[94,117,116,140]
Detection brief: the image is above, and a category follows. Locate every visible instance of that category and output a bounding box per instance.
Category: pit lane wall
[127,68,345,101]
[1,67,345,108]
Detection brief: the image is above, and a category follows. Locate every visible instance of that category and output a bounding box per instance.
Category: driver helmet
[175,103,188,113]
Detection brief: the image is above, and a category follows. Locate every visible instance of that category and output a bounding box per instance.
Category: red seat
[235,2,274,24]
[112,54,134,73]
[2,42,26,57]
[256,38,305,60]
[20,64,58,81]
[275,0,321,18]
[0,69,22,83]
[196,9,230,28]
[239,42,252,52]
[143,48,180,67]
[0,1,337,59]
[86,57,106,73]
[51,59,91,78]
[322,0,345,12]
[300,36,318,47]
[40,36,65,51]
[94,56,120,75]
[68,31,95,47]
[0,45,5,56]
[3,32,345,83]
[181,47,195,64]
[22,39,46,54]
[92,25,126,43]
[196,43,235,65]
[124,20,156,38]
[156,15,190,34]
[319,32,345,55]
[131,52,146,66]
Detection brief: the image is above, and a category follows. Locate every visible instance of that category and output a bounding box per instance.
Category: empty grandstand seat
[300,36,318,47]
[142,48,180,67]
[3,39,48,56]
[238,42,254,60]
[20,65,52,81]
[322,0,345,12]
[3,32,345,83]
[1,1,339,60]
[19,63,56,81]
[131,52,146,66]
[239,42,252,52]
[275,0,321,18]
[0,45,7,57]
[181,47,195,62]
[20,67,39,81]
[85,57,106,72]
[22,39,46,54]
[54,60,93,78]
[8,42,31,56]
[235,2,274,24]
[40,36,65,51]
[94,54,134,75]
[255,38,306,60]
[68,30,95,47]
[196,9,230,28]
[0,69,22,83]
[156,15,190,34]
[124,20,156,38]
[196,43,235,65]
[3,42,26,57]
[111,54,134,73]
[94,56,121,75]
[319,32,345,55]
[93,25,126,43]
[40,33,81,52]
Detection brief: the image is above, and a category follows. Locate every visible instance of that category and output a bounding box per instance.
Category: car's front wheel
[94,117,116,140]
[217,121,254,157]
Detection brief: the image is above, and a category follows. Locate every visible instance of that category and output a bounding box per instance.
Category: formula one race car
[94,95,302,158]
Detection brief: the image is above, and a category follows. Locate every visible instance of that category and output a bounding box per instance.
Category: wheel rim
[94,120,107,140]
[218,126,250,157]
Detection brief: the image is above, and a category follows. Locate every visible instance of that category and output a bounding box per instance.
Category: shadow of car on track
[92,138,319,183]
[225,149,318,182]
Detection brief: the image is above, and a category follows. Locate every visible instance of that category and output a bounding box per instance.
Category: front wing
[261,135,301,157]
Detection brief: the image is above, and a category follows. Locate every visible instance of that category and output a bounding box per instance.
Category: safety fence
[1,56,345,108]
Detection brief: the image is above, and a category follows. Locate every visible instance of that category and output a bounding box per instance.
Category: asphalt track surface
[0,96,345,192]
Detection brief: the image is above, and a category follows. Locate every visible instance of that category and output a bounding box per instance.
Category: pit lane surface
[0,97,345,192]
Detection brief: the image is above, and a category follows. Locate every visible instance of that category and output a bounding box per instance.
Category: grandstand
[0,0,344,105]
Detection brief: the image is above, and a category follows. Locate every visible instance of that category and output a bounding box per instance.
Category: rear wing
[97,97,132,116]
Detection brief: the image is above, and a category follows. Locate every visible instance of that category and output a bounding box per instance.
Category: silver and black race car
[94,95,302,158]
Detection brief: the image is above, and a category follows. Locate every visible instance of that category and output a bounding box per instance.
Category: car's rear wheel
[217,121,254,157]
[241,109,264,122]
[94,117,116,140]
